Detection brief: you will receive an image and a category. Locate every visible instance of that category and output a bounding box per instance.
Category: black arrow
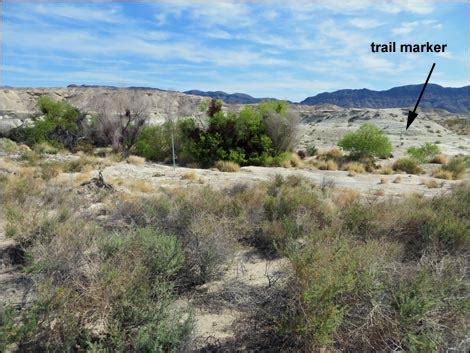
[406,63,436,130]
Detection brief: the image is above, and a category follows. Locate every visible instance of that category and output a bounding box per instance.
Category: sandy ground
[95,160,463,199]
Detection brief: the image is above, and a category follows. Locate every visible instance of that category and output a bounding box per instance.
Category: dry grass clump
[0,138,22,153]
[127,179,156,193]
[430,154,448,164]
[392,157,423,174]
[127,155,145,165]
[32,141,60,155]
[63,155,101,173]
[318,147,343,160]
[39,161,63,180]
[181,170,200,182]
[19,150,43,166]
[73,171,93,186]
[333,188,360,207]
[378,165,393,175]
[316,159,338,171]
[343,161,365,174]
[431,156,468,180]
[276,153,304,168]
[423,178,440,189]
[214,160,241,172]
[432,168,454,180]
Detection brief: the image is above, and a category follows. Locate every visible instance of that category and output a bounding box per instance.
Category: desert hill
[300,84,470,113]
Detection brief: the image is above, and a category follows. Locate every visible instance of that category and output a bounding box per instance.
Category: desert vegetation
[7,97,300,169]
[1,159,469,351]
[337,123,392,159]
[407,142,440,163]
[1,94,469,352]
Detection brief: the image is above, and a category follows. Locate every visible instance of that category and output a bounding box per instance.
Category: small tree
[93,91,150,155]
[338,123,392,159]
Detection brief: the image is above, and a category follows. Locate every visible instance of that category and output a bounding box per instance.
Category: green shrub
[177,101,299,167]
[407,143,440,163]
[133,124,173,162]
[393,157,423,174]
[101,228,185,280]
[338,123,392,159]
[284,186,470,351]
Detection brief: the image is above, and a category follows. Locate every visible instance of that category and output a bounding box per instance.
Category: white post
[171,122,176,171]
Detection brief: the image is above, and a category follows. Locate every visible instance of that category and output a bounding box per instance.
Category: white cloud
[349,18,383,29]
[31,3,125,23]
[436,51,454,59]
[207,30,233,40]
[392,19,442,35]
[392,21,420,35]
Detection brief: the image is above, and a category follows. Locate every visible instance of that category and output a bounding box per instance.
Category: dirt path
[0,216,32,310]
[187,248,290,351]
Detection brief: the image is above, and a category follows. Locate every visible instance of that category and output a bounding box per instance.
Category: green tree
[9,96,82,148]
[338,123,392,159]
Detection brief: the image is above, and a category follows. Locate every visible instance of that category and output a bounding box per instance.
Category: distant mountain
[184,90,278,104]
[300,84,470,113]
[67,84,165,91]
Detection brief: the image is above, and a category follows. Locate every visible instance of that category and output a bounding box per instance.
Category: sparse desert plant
[432,168,454,180]
[343,161,365,174]
[306,144,318,157]
[181,170,200,181]
[214,160,241,172]
[430,153,448,164]
[318,147,343,161]
[278,153,303,168]
[127,179,156,193]
[393,175,402,183]
[338,123,392,159]
[19,150,43,166]
[440,155,468,179]
[39,161,63,180]
[127,155,145,165]
[0,138,21,153]
[316,159,338,171]
[407,142,440,163]
[393,157,423,174]
[378,165,393,175]
[33,141,60,155]
[63,156,100,173]
[424,179,440,188]
[73,140,95,154]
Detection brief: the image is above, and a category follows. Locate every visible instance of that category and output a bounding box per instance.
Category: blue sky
[2,0,469,101]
